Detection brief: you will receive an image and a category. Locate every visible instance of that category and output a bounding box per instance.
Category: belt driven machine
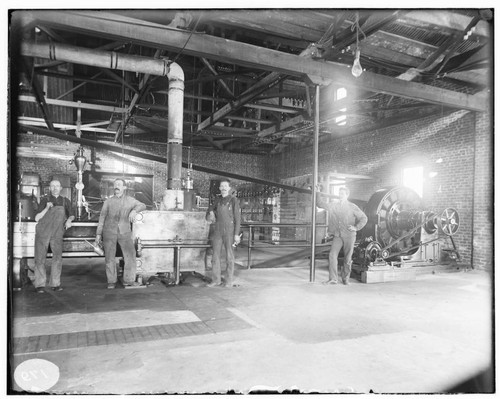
[352,186,460,283]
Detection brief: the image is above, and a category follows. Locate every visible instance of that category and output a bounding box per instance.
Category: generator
[352,186,460,282]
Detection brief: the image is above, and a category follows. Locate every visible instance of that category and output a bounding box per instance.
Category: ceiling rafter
[114,48,164,142]
[11,9,491,156]
[15,11,487,111]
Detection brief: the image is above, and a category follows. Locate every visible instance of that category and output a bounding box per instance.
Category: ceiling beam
[202,10,332,43]
[200,57,236,99]
[21,58,55,131]
[115,48,163,142]
[403,10,490,39]
[196,73,287,131]
[321,12,394,59]
[19,95,127,113]
[15,10,488,111]
[19,117,111,133]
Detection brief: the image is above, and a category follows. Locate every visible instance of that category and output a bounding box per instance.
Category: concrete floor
[9,255,494,394]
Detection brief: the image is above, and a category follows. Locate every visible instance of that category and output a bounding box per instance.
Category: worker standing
[316,186,367,285]
[95,179,146,289]
[206,179,241,287]
[33,179,75,293]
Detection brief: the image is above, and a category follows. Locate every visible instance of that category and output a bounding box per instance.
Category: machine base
[119,277,148,289]
[352,262,466,284]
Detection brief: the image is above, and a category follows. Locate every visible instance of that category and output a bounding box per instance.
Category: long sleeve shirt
[317,195,367,237]
[206,195,241,238]
[96,195,146,235]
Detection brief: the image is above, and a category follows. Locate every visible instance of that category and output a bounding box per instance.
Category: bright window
[335,87,347,126]
[336,87,347,100]
[402,166,423,198]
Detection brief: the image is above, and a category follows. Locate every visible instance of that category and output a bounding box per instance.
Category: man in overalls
[206,179,241,287]
[34,179,75,293]
[95,179,146,289]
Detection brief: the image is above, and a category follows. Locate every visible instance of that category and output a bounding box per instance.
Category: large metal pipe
[20,41,171,76]
[162,62,185,210]
[21,40,186,208]
[166,63,184,190]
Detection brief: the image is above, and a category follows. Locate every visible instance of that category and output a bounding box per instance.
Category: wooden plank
[17,11,489,111]
[19,95,127,113]
[361,268,417,283]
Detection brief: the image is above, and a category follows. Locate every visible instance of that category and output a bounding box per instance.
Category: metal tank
[133,211,209,283]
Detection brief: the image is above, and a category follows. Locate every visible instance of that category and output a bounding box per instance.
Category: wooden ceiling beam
[202,10,333,42]
[21,58,55,130]
[20,95,127,113]
[402,10,490,39]
[16,11,488,111]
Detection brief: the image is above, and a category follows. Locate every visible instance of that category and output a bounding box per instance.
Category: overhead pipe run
[20,41,171,77]
[21,40,186,210]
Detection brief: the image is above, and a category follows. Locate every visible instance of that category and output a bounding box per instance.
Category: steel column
[310,85,320,282]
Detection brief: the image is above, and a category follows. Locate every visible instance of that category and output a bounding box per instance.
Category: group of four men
[32,177,367,292]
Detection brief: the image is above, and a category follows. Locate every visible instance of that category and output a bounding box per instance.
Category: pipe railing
[135,237,210,285]
[240,222,328,269]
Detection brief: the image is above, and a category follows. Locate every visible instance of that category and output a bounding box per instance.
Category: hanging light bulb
[351,12,363,78]
[351,48,363,78]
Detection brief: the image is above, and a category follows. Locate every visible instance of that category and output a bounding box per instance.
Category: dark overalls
[207,196,240,285]
[34,196,70,288]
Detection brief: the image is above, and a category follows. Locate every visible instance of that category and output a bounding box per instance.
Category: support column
[310,85,320,282]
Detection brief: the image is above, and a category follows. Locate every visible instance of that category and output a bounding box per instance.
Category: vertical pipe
[310,85,320,282]
[174,246,181,285]
[247,226,252,269]
[73,146,87,220]
[166,63,185,190]
[470,112,476,269]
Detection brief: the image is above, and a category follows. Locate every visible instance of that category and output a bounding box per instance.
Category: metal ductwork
[20,41,171,76]
[163,62,185,210]
[20,41,186,210]
[166,63,184,189]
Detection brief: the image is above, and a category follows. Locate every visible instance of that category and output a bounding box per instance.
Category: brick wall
[269,109,492,270]
[14,133,271,205]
